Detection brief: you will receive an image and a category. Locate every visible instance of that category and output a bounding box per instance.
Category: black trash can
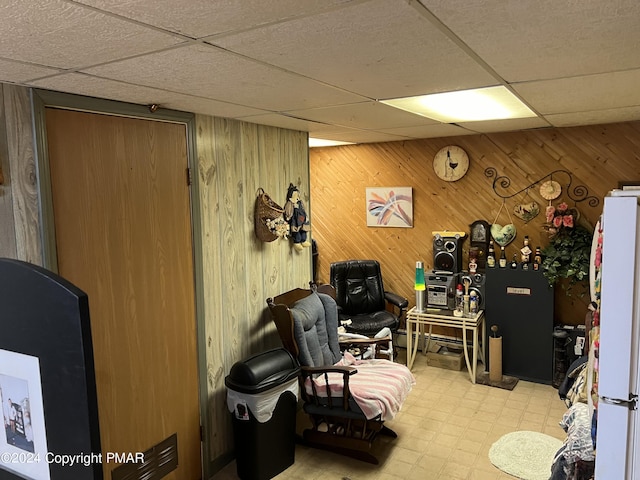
[225,348,300,480]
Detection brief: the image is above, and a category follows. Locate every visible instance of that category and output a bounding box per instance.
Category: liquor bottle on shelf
[533,246,543,270]
[499,246,507,268]
[521,235,532,267]
[469,291,478,316]
[510,253,518,269]
[486,240,496,268]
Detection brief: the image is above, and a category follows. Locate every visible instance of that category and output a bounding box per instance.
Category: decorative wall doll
[284,183,311,251]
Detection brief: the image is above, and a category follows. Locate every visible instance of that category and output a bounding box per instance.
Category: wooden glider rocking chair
[266,285,414,464]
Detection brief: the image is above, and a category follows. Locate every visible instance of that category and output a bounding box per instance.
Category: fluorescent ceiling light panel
[381,86,537,123]
[309,138,354,147]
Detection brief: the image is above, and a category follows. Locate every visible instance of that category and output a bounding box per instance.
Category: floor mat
[475,371,519,390]
[489,430,563,480]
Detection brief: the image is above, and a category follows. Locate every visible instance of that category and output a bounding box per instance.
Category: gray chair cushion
[290,291,341,367]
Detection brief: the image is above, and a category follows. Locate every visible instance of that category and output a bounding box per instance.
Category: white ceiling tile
[0,0,184,69]
[0,59,62,83]
[421,0,640,82]
[285,102,440,130]
[456,117,551,134]
[545,106,640,128]
[376,123,475,139]
[514,70,640,115]
[237,113,330,132]
[307,128,413,144]
[82,44,366,111]
[74,0,355,38]
[211,0,497,99]
[30,73,267,118]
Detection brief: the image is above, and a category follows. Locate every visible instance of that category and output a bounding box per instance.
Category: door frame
[30,90,211,479]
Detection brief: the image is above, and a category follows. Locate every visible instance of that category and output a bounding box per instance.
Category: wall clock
[433,145,469,182]
[470,219,491,270]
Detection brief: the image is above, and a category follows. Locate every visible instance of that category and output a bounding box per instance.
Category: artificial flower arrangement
[265,216,290,239]
[541,201,592,295]
[544,201,576,236]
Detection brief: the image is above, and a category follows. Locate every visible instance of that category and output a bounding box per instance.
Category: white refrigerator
[595,190,640,479]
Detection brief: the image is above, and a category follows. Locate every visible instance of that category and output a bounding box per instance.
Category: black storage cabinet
[225,348,300,480]
[485,267,554,383]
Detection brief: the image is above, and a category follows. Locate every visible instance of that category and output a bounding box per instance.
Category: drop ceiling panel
[236,113,331,132]
[514,70,640,115]
[376,123,475,139]
[0,0,183,69]
[0,59,62,84]
[545,106,640,128]
[307,128,412,144]
[211,0,498,99]
[30,73,267,118]
[82,44,366,111]
[74,0,355,38]
[285,102,440,130]
[3,0,640,142]
[421,0,640,82]
[457,117,550,134]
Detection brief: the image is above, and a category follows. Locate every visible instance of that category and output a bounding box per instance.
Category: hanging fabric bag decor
[490,200,517,247]
[254,188,288,242]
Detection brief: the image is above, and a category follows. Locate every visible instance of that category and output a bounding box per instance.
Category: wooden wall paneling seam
[242,121,268,352]
[4,85,41,265]
[198,115,233,462]
[0,84,18,258]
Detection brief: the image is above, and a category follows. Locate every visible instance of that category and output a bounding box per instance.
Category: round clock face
[433,145,469,182]
[472,223,487,242]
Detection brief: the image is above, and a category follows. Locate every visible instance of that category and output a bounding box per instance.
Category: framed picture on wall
[0,258,102,480]
[0,350,50,480]
[366,187,413,227]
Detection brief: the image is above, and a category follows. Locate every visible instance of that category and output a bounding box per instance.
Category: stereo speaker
[433,233,465,273]
[459,272,486,311]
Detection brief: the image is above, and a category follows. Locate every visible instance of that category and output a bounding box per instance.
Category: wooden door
[45,109,201,479]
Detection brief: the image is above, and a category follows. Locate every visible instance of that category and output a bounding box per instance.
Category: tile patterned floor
[213,349,568,480]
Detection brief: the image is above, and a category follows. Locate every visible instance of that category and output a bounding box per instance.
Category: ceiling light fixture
[309,138,354,148]
[381,86,536,123]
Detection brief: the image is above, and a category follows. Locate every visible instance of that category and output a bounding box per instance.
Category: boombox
[433,232,466,273]
[425,271,457,310]
[459,272,486,311]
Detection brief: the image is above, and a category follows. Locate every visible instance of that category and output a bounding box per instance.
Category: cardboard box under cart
[426,344,464,371]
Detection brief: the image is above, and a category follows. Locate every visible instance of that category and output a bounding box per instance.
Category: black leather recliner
[329,259,408,337]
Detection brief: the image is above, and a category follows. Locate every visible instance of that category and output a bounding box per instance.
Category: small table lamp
[415,261,426,312]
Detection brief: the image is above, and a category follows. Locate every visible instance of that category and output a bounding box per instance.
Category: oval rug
[489,430,563,480]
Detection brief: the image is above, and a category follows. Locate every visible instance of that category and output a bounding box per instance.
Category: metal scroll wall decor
[484,168,600,208]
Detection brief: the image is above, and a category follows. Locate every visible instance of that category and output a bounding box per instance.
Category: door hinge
[186,167,192,186]
[200,425,204,441]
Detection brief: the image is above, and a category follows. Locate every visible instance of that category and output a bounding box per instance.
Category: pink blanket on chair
[305,352,415,421]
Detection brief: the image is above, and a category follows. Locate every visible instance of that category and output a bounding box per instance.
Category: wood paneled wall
[0,83,311,476]
[0,84,42,263]
[310,121,640,329]
[194,116,311,466]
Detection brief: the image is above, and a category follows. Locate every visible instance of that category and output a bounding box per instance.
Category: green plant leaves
[541,225,592,296]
